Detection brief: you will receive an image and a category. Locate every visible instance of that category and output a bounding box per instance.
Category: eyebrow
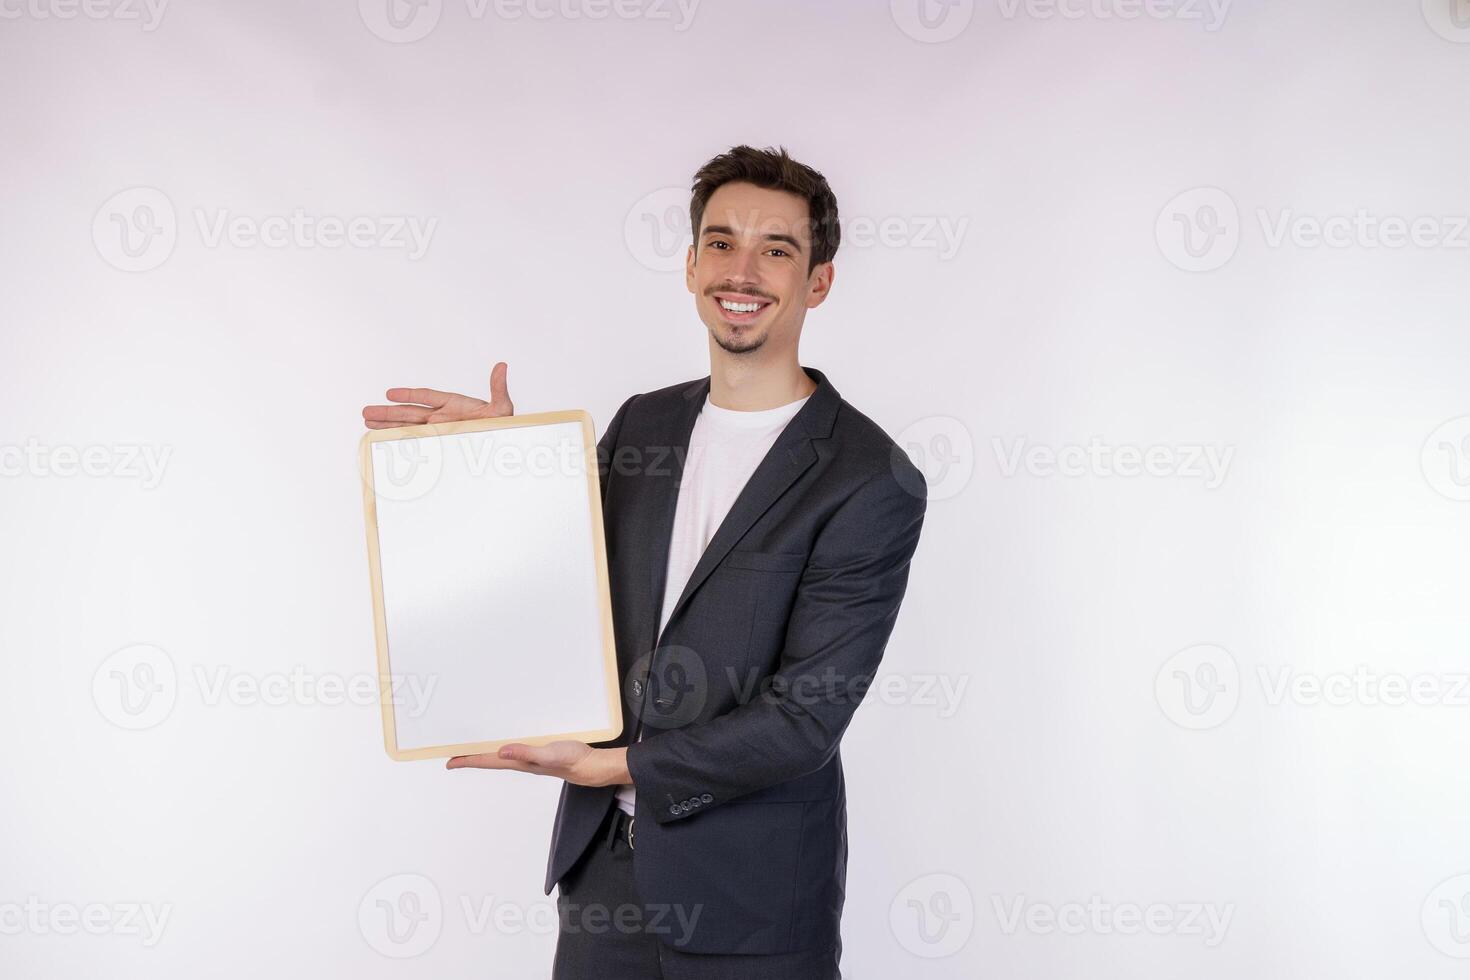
[701,224,805,253]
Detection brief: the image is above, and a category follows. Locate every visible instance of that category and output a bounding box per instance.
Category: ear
[684,242,697,294]
[805,260,835,309]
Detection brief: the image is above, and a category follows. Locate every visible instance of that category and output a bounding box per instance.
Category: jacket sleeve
[595,394,637,502]
[625,463,928,824]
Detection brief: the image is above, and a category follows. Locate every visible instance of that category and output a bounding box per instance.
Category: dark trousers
[551,803,841,979]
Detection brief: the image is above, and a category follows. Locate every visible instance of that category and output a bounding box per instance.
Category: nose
[728,243,761,285]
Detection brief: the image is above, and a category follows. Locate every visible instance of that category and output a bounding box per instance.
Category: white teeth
[720,300,763,313]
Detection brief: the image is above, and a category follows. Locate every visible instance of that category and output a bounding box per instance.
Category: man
[362,145,927,978]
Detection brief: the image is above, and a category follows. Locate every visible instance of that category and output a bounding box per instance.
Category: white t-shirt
[614,390,811,816]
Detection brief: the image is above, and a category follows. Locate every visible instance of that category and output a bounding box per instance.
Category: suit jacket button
[701,793,713,803]
[669,804,680,815]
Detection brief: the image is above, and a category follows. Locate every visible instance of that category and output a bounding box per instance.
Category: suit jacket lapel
[645,366,839,653]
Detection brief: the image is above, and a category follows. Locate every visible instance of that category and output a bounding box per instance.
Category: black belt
[605,806,635,850]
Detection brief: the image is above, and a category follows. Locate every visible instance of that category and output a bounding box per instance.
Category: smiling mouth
[713,293,774,325]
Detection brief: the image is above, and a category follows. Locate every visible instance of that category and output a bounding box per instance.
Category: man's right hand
[361,361,515,429]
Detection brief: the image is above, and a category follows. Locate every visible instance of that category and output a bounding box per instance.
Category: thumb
[488,361,514,415]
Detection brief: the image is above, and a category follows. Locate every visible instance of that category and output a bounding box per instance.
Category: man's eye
[707,240,730,250]
[768,249,788,257]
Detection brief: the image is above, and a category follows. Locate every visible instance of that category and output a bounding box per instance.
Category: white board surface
[360,411,621,760]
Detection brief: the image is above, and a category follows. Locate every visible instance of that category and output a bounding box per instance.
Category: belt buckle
[626,816,635,850]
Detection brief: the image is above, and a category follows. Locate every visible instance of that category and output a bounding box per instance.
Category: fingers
[363,404,433,424]
[447,754,519,771]
[385,387,450,408]
[445,743,546,771]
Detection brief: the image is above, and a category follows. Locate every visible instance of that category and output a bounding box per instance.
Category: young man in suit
[362,145,927,979]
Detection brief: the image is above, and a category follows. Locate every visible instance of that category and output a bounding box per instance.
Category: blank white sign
[360,411,621,760]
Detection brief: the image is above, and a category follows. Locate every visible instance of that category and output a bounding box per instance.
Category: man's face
[686,181,833,357]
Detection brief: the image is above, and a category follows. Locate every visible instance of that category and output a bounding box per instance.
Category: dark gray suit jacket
[542,365,927,955]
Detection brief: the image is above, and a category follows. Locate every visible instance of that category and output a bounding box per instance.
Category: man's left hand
[446,742,630,788]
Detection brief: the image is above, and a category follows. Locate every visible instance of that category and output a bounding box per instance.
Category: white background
[3,0,1470,976]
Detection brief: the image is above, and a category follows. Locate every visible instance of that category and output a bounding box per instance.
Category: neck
[707,354,816,411]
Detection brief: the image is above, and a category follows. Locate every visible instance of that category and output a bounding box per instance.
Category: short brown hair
[689,145,840,275]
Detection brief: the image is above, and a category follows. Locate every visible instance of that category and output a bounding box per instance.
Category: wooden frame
[359,410,622,761]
